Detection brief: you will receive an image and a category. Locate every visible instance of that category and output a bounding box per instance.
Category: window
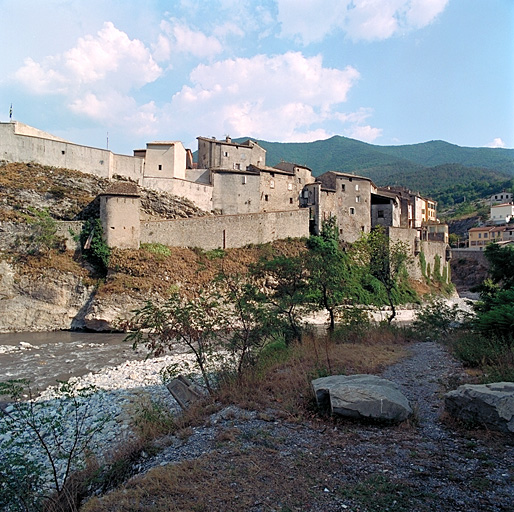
[355,184,359,191]
[349,207,355,215]
[158,164,162,170]
[265,194,269,201]
[224,151,229,157]
[289,198,293,204]
[242,176,247,185]
[61,150,65,155]
[298,178,301,183]
[270,179,275,189]
[356,196,361,203]
[234,163,241,170]
[378,210,384,218]
[287,183,293,191]
[478,233,482,238]
[341,184,345,191]
[484,233,488,238]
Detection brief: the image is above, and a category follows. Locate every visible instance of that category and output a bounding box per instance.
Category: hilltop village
[0,121,450,282]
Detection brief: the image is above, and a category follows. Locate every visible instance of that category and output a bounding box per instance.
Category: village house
[490,203,514,225]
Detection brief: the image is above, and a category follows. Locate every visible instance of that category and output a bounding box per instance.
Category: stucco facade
[211,169,261,215]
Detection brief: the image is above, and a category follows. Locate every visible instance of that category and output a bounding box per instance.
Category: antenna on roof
[9,103,12,121]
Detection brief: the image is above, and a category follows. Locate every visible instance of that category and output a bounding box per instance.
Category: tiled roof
[102,182,140,196]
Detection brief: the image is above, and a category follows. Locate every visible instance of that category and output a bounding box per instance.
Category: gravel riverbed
[79,340,513,512]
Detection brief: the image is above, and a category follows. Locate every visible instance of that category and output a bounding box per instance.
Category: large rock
[312,374,412,423]
[0,262,95,332]
[445,382,514,433]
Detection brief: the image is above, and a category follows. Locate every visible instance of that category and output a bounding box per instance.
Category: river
[0,331,148,394]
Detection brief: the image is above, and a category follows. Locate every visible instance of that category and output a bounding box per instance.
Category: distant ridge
[236,136,514,178]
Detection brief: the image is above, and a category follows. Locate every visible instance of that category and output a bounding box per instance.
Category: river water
[0,331,149,394]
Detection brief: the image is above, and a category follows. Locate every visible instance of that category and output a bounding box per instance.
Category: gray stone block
[312,374,412,423]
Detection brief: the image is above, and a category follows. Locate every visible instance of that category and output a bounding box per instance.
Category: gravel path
[89,342,513,511]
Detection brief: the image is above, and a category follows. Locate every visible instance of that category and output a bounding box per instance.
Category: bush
[79,219,110,275]
[412,298,467,341]
[0,380,109,511]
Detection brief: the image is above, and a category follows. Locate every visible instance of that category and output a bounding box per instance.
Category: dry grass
[215,327,409,418]
[101,239,307,299]
[0,162,103,221]
[14,250,92,280]
[79,326,411,512]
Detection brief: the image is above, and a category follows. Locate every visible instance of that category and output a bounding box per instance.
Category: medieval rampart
[0,122,144,182]
[141,209,309,250]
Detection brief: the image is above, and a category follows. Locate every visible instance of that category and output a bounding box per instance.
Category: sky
[0,0,512,156]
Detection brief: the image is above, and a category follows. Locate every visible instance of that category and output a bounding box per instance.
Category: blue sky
[1,0,512,155]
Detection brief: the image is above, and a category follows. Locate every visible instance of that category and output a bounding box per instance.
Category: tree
[251,253,309,343]
[0,380,108,512]
[472,243,514,344]
[307,218,361,330]
[353,227,409,324]
[215,271,279,373]
[125,290,227,395]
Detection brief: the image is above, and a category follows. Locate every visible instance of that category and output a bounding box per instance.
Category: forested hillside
[248,136,514,177]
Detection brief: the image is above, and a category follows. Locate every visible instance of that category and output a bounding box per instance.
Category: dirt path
[86,342,513,512]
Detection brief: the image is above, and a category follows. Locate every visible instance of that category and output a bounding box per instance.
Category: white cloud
[15,22,161,94]
[159,19,223,59]
[346,124,383,143]
[169,52,360,141]
[486,137,506,148]
[277,0,449,44]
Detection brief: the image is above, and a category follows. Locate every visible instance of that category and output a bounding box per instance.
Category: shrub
[79,219,110,275]
[412,298,467,341]
[140,243,171,257]
[0,380,109,512]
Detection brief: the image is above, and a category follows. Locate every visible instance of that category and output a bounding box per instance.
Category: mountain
[243,136,514,178]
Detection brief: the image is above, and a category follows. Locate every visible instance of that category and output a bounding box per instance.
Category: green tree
[125,290,227,395]
[353,227,410,324]
[25,208,61,255]
[216,271,279,373]
[472,243,514,344]
[307,218,361,330]
[79,218,110,275]
[251,253,309,343]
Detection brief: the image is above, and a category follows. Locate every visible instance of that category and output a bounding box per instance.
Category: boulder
[444,382,514,433]
[312,374,412,423]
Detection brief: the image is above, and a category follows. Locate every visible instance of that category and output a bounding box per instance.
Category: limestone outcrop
[312,374,412,423]
[445,382,514,433]
[0,260,95,332]
[0,260,143,332]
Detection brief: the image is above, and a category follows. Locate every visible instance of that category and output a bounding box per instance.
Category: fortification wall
[0,122,144,182]
[141,209,309,250]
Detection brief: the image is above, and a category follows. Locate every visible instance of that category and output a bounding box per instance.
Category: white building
[490,203,514,224]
